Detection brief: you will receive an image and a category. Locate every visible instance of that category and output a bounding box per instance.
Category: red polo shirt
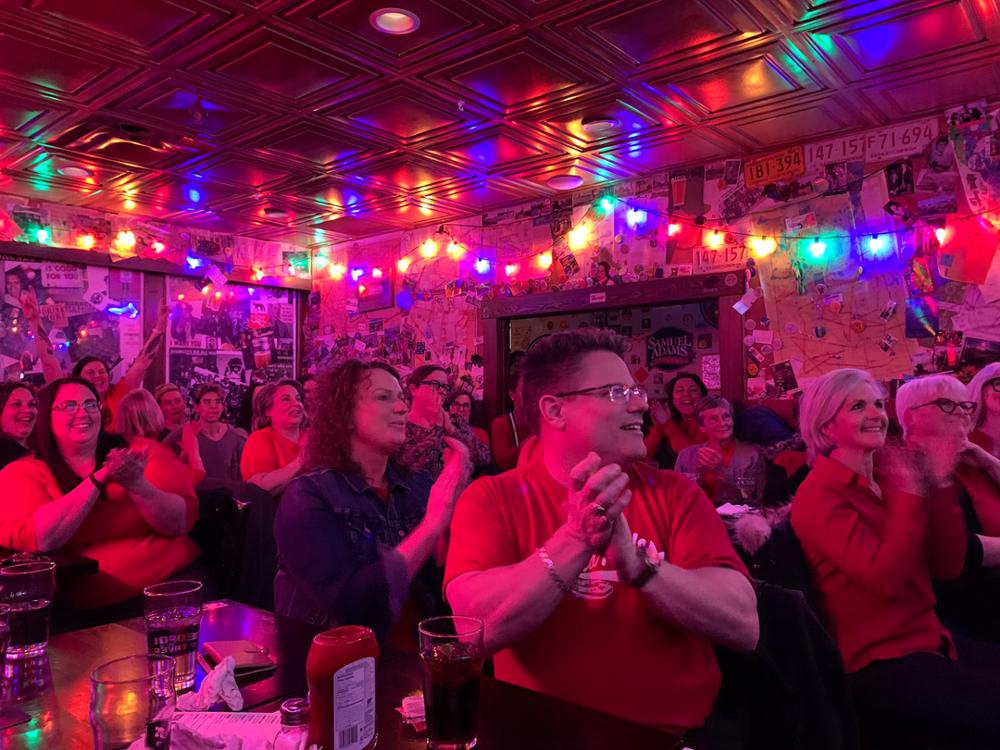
[791,454,966,672]
[444,445,747,734]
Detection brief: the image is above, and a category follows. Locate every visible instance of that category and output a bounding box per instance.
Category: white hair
[800,368,884,460]
[895,374,966,439]
[968,362,1000,428]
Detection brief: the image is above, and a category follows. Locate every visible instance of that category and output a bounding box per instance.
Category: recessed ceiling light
[547,174,584,191]
[581,116,620,135]
[262,207,288,219]
[370,7,420,35]
[57,165,93,178]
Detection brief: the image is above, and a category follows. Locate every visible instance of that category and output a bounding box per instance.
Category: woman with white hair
[968,362,1000,458]
[897,374,1000,641]
[791,368,1000,748]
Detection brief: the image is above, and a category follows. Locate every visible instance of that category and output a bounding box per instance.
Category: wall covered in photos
[167,278,297,423]
[0,256,144,384]
[305,101,1000,400]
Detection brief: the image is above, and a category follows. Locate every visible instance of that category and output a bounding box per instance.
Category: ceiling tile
[344,90,467,140]
[130,86,257,135]
[0,32,112,94]
[197,27,372,101]
[665,55,806,113]
[584,0,747,64]
[27,0,202,48]
[833,3,982,73]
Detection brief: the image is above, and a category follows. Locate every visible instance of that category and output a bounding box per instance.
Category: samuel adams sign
[647,327,695,370]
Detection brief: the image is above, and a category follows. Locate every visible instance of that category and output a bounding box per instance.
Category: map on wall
[166,278,297,423]
[0,259,143,383]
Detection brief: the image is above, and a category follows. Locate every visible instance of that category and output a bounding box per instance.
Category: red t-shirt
[240,426,303,480]
[791,454,966,672]
[0,437,200,608]
[444,445,748,734]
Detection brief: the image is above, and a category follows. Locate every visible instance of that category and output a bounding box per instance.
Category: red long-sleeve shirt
[791,454,966,672]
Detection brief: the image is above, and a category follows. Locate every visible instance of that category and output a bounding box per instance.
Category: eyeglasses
[555,383,648,404]
[419,381,449,393]
[199,398,223,406]
[914,398,976,415]
[450,402,472,410]
[52,399,100,414]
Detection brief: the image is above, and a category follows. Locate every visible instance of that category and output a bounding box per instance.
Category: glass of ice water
[0,560,56,658]
[143,580,202,691]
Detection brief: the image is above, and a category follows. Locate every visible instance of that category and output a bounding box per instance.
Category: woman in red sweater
[0,377,200,613]
[792,367,1000,748]
[644,373,707,467]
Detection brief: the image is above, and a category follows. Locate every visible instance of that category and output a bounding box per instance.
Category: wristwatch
[629,542,661,589]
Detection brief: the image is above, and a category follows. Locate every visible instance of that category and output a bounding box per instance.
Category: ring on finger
[592,503,608,516]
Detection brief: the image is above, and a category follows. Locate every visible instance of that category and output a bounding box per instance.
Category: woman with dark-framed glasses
[0,377,200,614]
[968,362,1000,459]
[793,369,1000,748]
[397,364,491,479]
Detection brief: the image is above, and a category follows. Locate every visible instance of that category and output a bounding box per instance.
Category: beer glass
[143,580,202,691]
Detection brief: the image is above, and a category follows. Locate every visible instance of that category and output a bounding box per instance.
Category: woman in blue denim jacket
[274,360,471,644]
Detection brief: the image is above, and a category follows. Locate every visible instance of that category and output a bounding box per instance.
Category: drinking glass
[143,580,202,691]
[735,476,760,506]
[418,616,484,750]
[90,655,175,750]
[0,560,56,658]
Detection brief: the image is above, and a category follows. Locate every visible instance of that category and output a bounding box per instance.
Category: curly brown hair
[303,359,402,473]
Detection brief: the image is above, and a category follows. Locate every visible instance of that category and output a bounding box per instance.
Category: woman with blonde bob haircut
[792,367,1000,748]
[116,388,205,485]
[967,362,1000,458]
[114,389,166,440]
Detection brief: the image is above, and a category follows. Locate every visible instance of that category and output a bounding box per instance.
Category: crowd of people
[1,323,999,748]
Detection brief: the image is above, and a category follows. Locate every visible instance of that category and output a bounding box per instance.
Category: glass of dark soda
[418,616,484,750]
[0,561,56,658]
[143,580,202,691]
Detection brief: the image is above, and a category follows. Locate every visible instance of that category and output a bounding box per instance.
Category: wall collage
[306,100,1000,402]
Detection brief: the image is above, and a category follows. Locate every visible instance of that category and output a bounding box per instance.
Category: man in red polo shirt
[445,329,758,736]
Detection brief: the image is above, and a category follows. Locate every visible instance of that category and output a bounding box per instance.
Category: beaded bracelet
[536,547,573,595]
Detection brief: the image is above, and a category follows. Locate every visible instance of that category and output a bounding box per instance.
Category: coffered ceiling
[1,0,998,244]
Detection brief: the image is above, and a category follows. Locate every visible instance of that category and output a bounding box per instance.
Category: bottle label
[333,656,375,750]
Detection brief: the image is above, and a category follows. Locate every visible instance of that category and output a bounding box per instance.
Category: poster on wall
[0,259,142,382]
[166,278,297,423]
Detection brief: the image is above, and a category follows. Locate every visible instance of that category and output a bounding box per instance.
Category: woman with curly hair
[274,359,472,644]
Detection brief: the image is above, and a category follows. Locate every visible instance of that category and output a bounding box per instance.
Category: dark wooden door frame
[480,274,747,426]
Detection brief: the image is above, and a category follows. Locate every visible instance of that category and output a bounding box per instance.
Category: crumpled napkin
[177,656,244,712]
[396,693,426,732]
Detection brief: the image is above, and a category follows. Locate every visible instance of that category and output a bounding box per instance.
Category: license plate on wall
[743,145,806,188]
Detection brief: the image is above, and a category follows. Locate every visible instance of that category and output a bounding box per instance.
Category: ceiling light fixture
[370,7,420,35]
[547,174,583,191]
[58,165,94,179]
[581,116,620,135]
[262,207,288,219]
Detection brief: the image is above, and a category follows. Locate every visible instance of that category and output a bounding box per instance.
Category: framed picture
[358,269,394,312]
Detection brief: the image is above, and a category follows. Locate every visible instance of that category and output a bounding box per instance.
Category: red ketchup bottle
[306,626,379,750]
